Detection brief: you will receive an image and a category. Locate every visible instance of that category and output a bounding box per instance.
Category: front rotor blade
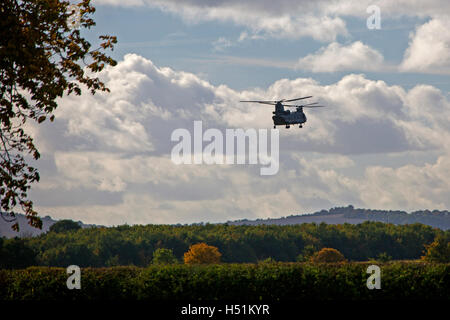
[240,100,277,105]
[282,96,313,102]
[303,105,326,108]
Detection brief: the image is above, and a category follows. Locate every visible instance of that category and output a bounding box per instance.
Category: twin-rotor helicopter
[240,96,326,129]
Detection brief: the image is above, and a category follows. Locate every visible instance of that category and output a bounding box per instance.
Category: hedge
[0,262,448,300]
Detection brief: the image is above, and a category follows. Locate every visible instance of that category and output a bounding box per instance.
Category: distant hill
[2,205,449,238]
[229,205,450,230]
[0,213,95,238]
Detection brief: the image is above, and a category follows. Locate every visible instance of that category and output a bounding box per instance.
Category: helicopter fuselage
[272,102,306,128]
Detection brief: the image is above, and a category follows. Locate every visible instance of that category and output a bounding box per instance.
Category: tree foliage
[422,234,450,263]
[311,247,346,263]
[0,0,117,231]
[152,248,177,265]
[374,252,392,263]
[49,219,81,233]
[0,237,37,268]
[184,243,222,264]
[0,221,447,268]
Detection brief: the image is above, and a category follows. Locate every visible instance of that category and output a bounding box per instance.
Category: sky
[28,0,450,226]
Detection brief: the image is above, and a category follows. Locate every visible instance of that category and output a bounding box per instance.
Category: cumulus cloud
[400,18,450,74]
[290,152,450,212]
[29,54,450,225]
[360,155,450,210]
[296,41,386,72]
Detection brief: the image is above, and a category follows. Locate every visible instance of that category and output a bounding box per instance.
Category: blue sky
[23,0,450,227]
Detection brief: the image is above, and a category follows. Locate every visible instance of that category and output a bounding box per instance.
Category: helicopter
[240,96,326,128]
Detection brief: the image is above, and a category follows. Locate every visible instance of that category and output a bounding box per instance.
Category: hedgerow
[0,262,448,300]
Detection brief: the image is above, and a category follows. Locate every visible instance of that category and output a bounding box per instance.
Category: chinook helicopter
[240,96,326,128]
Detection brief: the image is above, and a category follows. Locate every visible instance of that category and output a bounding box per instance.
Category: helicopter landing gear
[273,125,276,129]
[286,125,290,129]
[299,124,303,128]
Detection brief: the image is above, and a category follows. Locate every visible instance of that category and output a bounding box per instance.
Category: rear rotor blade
[284,103,325,108]
[284,102,319,107]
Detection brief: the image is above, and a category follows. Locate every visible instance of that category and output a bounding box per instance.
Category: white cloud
[29,54,450,225]
[296,41,386,72]
[400,18,450,74]
[360,156,450,210]
[52,151,232,192]
[290,152,450,212]
[395,84,450,150]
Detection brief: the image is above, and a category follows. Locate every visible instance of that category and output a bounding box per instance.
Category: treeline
[233,205,450,230]
[1,263,449,300]
[1,221,448,268]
